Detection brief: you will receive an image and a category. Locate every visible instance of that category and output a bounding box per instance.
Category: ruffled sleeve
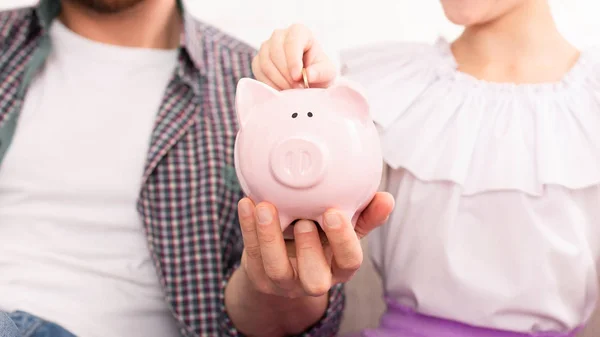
[340,41,446,128]
[339,39,600,197]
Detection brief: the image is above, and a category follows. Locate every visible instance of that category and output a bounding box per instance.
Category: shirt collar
[34,0,207,76]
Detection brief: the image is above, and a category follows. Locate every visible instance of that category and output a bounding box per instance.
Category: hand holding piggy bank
[234,78,383,238]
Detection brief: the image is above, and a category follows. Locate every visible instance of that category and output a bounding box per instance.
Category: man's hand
[225,192,394,336]
[239,192,393,297]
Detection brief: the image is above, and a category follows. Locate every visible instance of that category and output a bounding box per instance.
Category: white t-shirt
[340,39,600,334]
[0,20,181,337]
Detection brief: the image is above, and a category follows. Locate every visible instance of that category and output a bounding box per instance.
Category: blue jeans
[0,313,19,337]
[0,312,75,337]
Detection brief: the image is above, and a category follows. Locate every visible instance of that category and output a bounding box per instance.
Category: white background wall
[4,0,600,66]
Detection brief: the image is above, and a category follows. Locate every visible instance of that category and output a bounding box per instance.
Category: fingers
[252,56,280,91]
[321,210,363,283]
[256,41,289,90]
[239,194,388,297]
[305,62,337,88]
[269,30,295,87]
[303,43,337,88]
[238,198,297,295]
[294,220,332,297]
[238,198,264,274]
[254,202,297,291]
[284,24,314,82]
[354,192,395,239]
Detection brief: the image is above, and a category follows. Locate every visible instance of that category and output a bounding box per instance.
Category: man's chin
[64,0,146,14]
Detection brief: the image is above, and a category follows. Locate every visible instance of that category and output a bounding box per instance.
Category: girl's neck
[451,0,579,84]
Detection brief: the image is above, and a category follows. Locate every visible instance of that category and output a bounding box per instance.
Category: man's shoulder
[184,16,256,78]
[0,6,33,25]
[0,6,36,43]
[196,21,256,57]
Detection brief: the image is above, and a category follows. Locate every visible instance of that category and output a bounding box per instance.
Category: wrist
[225,266,329,336]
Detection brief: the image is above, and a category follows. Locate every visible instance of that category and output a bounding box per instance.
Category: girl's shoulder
[340,39,600,196]
[339,38,600,129]
[339,39,450,79]
[339,37,600,84]
[339,38,454,128]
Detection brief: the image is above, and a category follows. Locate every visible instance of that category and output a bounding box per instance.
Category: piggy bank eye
[291,112,298,118]
[307,112,313,118]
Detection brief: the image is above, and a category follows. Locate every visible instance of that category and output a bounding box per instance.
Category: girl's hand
[252,24,337,90]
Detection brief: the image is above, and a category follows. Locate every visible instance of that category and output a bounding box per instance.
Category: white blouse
[340,38,600,334]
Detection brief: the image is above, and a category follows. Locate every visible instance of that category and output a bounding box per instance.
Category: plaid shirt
[0,1,344,336]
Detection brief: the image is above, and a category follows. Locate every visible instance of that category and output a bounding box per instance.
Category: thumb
[305,60,337,88]
[301,42,336,87]
[354,192,395,239]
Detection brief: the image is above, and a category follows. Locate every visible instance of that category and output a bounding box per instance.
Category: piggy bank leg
[279,214,295,240]
[350,211,360,228]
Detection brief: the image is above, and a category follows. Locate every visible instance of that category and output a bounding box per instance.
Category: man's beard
[65,0,146,13]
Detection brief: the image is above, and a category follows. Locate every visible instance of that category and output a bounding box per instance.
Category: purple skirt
[345,298,582,337]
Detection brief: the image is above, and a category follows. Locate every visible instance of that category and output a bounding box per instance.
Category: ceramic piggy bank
[234,78,383,238]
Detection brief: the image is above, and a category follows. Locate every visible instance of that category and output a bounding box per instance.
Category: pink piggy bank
[234,78,383,238]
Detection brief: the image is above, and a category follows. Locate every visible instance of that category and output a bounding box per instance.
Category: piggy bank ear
[236,78,279,127]
[326,80,370,124]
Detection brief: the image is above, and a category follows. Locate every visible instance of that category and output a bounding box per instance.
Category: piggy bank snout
[269,138,328,189]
